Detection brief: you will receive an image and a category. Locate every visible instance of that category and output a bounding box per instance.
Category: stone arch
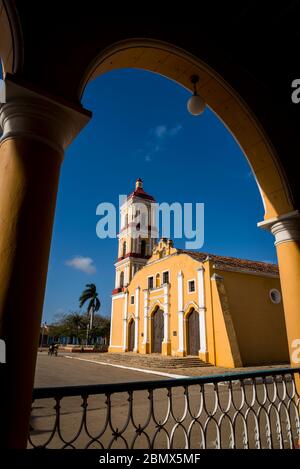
[183,301,199,319]
[80,38,294,220]
[148,300,164,317]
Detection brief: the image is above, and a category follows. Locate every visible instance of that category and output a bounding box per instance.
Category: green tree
[79,284,101,342]
[47,311,110,347]
[89,315,111,345]
[48,311,88,345]
[66,312,88,344]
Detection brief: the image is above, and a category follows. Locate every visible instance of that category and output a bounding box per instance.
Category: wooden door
[187,309,200,356]
[152,308,164,353]
[128,320,135,352]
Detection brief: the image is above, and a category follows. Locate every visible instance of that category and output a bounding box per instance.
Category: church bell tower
[112,178,157,294]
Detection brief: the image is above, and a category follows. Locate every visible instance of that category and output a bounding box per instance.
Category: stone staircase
[98,353,211,370]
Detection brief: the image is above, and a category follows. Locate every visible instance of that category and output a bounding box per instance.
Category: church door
[152,308,164,353]
[128,320,135,352]
[187,309,200,356]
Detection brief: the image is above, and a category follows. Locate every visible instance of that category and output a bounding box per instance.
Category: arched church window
[155,273,161,288]
[122,241,126,258]
[120,271,124,288]
[124,213,128,227]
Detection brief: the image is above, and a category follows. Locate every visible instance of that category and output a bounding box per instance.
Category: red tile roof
[127,187,155,201]
[178,250,279,275]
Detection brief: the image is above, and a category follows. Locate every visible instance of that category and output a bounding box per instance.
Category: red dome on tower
[127,178,155,201]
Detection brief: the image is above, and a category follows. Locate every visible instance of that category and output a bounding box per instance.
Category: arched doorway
[187,309,200,356]
[128,319,135,352]
[152,308,164,353]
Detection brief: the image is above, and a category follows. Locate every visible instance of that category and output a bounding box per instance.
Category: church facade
[109,179,289,368]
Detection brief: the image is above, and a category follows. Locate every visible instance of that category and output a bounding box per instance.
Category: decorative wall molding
[197,267,207,354]
[134,287,140,351]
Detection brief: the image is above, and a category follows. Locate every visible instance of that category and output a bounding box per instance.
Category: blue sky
[42,68,277,323]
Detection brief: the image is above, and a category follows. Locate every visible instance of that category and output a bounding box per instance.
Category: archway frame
[79,38,294,221]
[0,13,299,451]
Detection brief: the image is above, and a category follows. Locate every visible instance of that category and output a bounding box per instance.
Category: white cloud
[142,124,182,162]
[65,256,96,274]
[153,124,182,139]
[154,125,167,138]
[169,124,183,136]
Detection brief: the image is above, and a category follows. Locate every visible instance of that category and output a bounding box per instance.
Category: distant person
[48,343,55,356]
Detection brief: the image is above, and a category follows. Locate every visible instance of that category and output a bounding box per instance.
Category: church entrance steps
[96,353,211,369]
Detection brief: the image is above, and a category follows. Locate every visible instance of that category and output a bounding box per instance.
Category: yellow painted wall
[108,295,124,353]
[202,262,216,365]
[214,269,289,365]
[209,271,242,367]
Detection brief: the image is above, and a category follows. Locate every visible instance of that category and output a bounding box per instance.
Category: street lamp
[187,75,206,116]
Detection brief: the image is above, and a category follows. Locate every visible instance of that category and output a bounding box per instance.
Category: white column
[0,75,91,450]
[163,283,170,343]
[197,267,207,353]
[122,291,128,351]
[258,210,300,245]
[115,270,119,288]
[143,290,149,345]
[125,265,129,285]
[134,287,140,352]
[258,211,300,372]
[177,270,184,353]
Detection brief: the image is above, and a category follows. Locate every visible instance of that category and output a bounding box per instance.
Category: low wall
[57,345,108,353]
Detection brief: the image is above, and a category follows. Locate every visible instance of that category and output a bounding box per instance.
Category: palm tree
[79,284,101,342]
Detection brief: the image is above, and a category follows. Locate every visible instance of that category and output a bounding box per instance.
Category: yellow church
[108,179,289,368]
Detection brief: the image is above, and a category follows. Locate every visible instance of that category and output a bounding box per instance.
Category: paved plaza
[34,352,166,387]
